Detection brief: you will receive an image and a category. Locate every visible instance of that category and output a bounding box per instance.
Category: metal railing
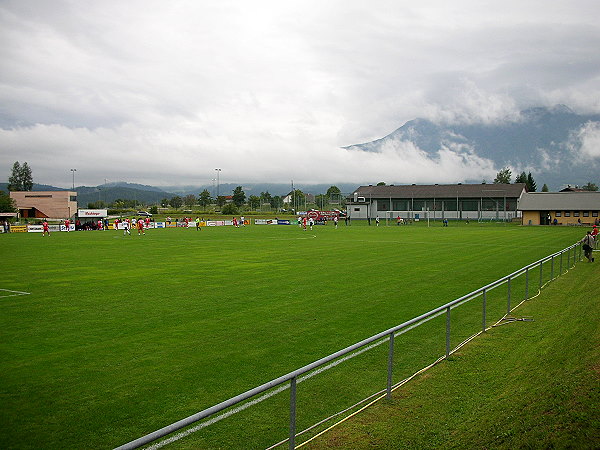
[116,242,583,449]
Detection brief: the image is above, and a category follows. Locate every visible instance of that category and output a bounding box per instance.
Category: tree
[493,167,512,184]
[7,161,33,191]
[541,184,549,192]
[326,186,341,196]
[271,195,282,210]
[582,182,598,191]
[0,190,16,212]
[183,194,196,208]
[260,191,273,204]
[149,205,158,214]
[515,171,527,184]
[221,203,238,215]
[232,186,246,207]
[526,172,537,192]
[169,195,183,209]
[248,195,261,209]
[376,182,386,186]
[198,189,212,208]
[527,172,537,192]
[160,198,170,208]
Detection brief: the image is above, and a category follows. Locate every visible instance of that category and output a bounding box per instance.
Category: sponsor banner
[254,219,279,225]
[78,209,108,218]
[60,224,76,231]
[277,220,292,225]
[154,222,165,228]
[10,225,28,232]
[28,225,43,232]
[206,220,227,226]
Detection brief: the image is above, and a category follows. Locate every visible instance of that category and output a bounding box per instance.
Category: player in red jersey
[137,218,145,235]
[42,220,50,237]
[65,219,70,232]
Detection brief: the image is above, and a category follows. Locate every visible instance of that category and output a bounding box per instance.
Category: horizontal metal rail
[115,241,582,450]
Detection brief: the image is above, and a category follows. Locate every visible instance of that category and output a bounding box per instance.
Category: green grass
[0,222,590,448]
[306,251,600,449]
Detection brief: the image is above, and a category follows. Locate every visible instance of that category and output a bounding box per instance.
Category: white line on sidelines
[0,289,31,298]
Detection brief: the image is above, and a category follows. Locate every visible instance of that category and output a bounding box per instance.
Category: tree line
[493,167,597,192]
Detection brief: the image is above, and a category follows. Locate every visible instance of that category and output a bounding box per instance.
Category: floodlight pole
[215,168,221,203]
[70,168,77,190]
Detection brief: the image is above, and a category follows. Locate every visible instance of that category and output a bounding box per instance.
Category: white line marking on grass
[0,289,31,298]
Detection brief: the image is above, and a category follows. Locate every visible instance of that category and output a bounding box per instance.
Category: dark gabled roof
[349,183,526,199]
[517,192,600,210]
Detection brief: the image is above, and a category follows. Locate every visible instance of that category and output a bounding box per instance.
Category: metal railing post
[568,247,571,268]
[482,289,487,332]
[560,250,563,275]
[445,307,451,358]
[289,377,297,449]
[507,276,511,314]
[524,267,529,300]
[551,255,554,281]
[539,260,543,289]
[387,332,394,399]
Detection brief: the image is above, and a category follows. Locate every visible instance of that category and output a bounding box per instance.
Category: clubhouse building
[10,191,78,219]
[346,183,527,222]
[518,192,600,225]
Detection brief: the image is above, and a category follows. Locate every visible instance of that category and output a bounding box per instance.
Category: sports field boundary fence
[115,241,585,450]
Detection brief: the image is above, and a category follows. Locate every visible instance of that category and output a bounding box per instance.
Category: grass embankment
[307,259,600,449]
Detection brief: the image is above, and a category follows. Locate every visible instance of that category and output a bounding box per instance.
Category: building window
[377,201,390,211]
[353,207,361,212]
[70,195,77,202]
[555,212,561,217]
[565,212,571,217]
[583,211,589,217]
[593,212,598,217]
[574,211,580,217]
[25,194,52,198]
[461,200,478,211]
[393,200,409,210]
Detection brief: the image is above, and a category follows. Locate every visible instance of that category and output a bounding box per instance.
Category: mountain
[344,105,600,189]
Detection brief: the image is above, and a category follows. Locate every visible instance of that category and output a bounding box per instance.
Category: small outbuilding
[518,192,600,225]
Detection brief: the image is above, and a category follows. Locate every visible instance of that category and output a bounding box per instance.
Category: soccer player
[137,218,145,235]
[123,219,130,235]
[65,218,70,232]
[42,220,50,237]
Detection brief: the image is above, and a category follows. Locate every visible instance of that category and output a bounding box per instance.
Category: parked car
[137,211,152,217]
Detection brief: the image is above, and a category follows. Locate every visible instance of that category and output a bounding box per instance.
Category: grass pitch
[0,222,588,448]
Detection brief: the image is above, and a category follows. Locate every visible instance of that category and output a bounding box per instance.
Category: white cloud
[568,121,600,161]
[1,0,600,187]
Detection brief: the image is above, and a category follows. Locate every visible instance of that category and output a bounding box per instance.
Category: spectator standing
[581,231,595,262]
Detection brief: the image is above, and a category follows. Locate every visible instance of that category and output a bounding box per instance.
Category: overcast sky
[1,0,599,188]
